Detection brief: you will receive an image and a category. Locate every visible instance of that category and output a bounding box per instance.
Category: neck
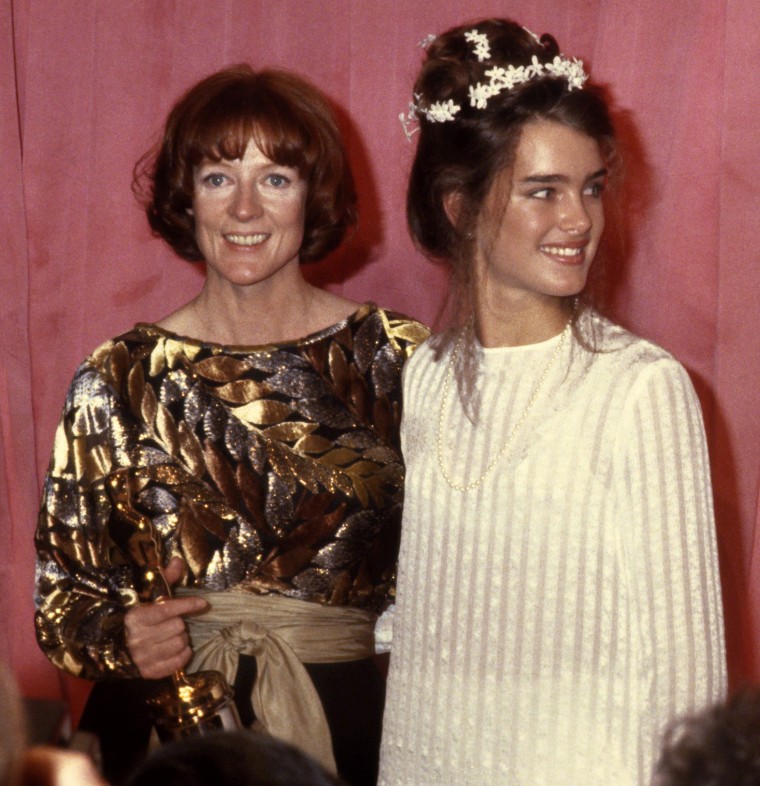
[174,263,324,345]
[157,261,362,346]
[474,293,575,348]
[200,279,315,345]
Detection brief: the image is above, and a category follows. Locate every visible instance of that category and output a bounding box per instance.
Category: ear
[442,190,463,228]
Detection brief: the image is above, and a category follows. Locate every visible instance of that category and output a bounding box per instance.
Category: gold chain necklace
[436,318,572,492]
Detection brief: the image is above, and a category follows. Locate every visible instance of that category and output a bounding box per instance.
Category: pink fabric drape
[2,0,758,718]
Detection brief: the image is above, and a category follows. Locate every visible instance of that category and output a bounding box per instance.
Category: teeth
[225,233,268,246]
[541,246,582,257]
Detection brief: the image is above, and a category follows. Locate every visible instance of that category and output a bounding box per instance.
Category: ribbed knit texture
[379,313,726,786]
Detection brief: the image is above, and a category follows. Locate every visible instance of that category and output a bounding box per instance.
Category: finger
[126,596,208,628]
[131,627,191,664]
[125,608,190,645]
[162,555,187,587]
[127,618,193,674]
[136,644,195,680]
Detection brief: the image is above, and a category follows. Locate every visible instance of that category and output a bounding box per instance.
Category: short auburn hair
[137,65,357,263]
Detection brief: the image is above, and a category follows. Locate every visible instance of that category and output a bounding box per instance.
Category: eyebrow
[519,168,608,185]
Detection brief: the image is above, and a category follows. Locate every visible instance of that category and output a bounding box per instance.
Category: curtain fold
[2,0,758,706]
[0,0,59,695]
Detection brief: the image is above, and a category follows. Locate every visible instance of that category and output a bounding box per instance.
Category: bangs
[182,91,313,174]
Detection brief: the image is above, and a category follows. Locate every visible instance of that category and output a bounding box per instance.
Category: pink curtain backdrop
[2,0,758,720]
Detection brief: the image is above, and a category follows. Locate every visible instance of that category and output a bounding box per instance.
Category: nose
[229,184,263,221]
[560,195,592,235]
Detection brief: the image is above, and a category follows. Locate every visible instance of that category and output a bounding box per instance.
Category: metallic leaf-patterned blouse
[34,304,429,679]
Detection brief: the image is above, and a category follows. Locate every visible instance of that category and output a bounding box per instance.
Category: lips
[224,233,269,247]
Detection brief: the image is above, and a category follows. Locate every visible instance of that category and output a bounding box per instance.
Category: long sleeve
[615,359,726,778]
[34,349,221,679]
[35,362,142,679]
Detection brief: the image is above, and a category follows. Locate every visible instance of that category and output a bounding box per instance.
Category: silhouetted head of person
[126,730,344,786]
[654,688,760,786]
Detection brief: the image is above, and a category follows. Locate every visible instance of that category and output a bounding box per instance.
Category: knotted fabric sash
[177,589,376,774]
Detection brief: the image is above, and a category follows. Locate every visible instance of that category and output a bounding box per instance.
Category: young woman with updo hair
[379,18,725,785]
[33,65,428,786]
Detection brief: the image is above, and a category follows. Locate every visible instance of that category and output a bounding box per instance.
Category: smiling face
[472,118,607,315]
[191,140,308,290]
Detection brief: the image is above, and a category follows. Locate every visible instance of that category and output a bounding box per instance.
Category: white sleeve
[615,358,726,765]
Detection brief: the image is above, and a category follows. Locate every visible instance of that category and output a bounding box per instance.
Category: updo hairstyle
[407,19,617,315]
[137,65,357,264]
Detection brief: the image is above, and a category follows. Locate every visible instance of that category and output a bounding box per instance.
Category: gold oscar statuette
[109,470,242,742]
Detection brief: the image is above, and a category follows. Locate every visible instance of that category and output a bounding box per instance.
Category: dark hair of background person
[654,688,760,786]
[134,65,358,264]
[126,729,346,786]
[406,18,618,326]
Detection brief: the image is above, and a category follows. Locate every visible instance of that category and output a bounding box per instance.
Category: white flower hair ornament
[463,29,491,62]
[400,27,588,140]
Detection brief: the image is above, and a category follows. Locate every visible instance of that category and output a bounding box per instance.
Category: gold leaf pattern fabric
[34,303,429,680]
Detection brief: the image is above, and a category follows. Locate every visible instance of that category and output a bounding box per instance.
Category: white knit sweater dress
[379,313,726,786]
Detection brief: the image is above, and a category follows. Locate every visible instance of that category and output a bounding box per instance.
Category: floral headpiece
[400,27,588,140]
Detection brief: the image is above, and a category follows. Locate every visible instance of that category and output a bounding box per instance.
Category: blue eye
[203,173,227,187]
[267,173,290,187]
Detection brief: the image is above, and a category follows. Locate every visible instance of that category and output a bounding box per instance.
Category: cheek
[191,208,219,259]
[502,206,546,245]
[282,196,307,236]
[191,200,219,236]
[590,204,605,237]
[289,203,306,231]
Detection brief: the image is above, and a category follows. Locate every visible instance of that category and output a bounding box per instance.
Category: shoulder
[582,312,689,381]
[66,326,160,399]
[397,338,442,410]
[55,342,124,430]
[85,325,164,362]
[581,314,701,420]
[359,304,431,359]
[401,334,437,375]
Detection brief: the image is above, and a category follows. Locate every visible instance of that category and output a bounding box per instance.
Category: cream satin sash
[177,589,376,774]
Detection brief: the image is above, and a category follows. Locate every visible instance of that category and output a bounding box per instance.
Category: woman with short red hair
[34,65,428,786]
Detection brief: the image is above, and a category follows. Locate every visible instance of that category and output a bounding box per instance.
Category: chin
[550,274,589,298]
